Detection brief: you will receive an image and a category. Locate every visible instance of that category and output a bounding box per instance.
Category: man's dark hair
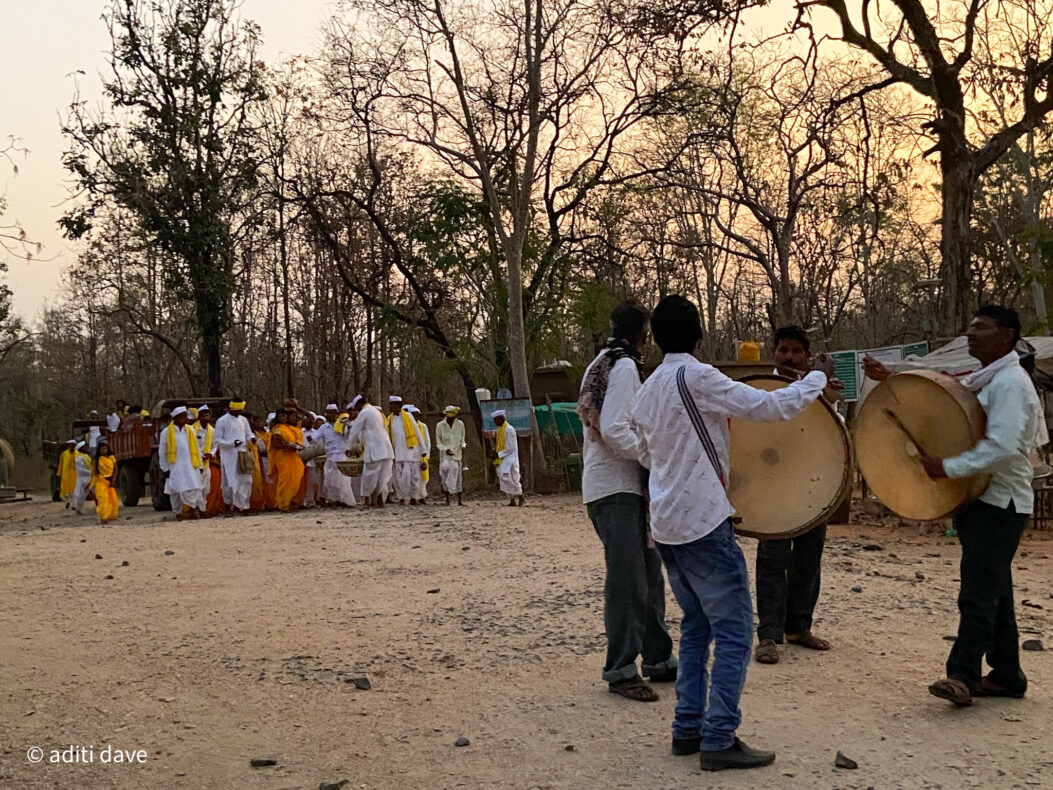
[610,300,650,345]
[651,294,702,354]
[773,325,810,352]
[975,304,1021,344]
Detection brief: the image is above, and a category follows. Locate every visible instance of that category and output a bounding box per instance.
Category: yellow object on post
[737,341,761,362]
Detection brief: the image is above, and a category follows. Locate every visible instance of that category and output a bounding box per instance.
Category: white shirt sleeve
[599,358,642,461]
[944,378,1030,478]
[693,366,827,420]
[159,428,171,472]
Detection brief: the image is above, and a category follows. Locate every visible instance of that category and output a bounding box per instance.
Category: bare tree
[797,0,1053,334]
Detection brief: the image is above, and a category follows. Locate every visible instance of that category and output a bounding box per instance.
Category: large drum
[728,376,852,539]
[854,370,988,520]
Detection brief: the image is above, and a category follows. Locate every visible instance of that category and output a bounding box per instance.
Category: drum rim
[729,374,853,540]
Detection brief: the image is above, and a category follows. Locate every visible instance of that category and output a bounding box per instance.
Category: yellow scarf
[336,413,349,434]
[388,410,418,449]
[495,422,508,466]
[59,448,78,479]
[166,423,201,469]
[193,421,214,454]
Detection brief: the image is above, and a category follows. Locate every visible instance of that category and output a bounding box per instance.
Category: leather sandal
[928,677,973,707]
[785,631,830,650]
[754,639,779,664]
[608,676,659,702]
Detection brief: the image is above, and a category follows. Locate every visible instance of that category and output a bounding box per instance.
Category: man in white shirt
[436,406,467,505]
[631,295,827,771]
[754,326,835,665]
[866,305,1043,708]
[70,441,94,515]
[214,399,254,514]
[492,410,522,506]
[579,301,675,703]
[388,396,425,504]
[347,395,395,508]
[317,405,357,507]
[158,406,206,519]
[407,406,431,503]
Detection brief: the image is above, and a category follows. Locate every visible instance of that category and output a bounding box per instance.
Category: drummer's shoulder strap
[676,365,726,487]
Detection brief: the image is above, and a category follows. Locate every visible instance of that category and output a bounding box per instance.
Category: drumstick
[883,409,929,457]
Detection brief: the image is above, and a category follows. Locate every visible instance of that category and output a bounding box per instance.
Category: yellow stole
[193,422,214,454]
[388,410,418,449]
[496,422,507,454]
[166,423,201,469]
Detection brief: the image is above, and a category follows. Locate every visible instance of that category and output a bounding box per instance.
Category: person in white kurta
[493,411,523,505]
[436,406,467,505]
[407,406,431,502]
[193,407,215,505]
[387,397,425,504]
[214,401,254,512]
[158,407,207,516]
[70,441,94,514]
[303,416,324,507]
[346,396,395,507]
[318,405,357,506]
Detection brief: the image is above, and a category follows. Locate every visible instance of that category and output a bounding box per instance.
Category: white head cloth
[349,395,364,410]
[171,406,188,418]
[198,404,210,413]
[492,409,507,419]
[389,395,402,403]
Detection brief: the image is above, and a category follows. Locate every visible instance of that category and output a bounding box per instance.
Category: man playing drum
[754,326,837,664]
[865,305,1045,707]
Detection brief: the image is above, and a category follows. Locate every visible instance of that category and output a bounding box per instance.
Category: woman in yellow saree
[269,411,305,512]
[249,415,266,512]
[92,440,119,523]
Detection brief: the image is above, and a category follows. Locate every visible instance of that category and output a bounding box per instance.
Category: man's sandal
[608,676,659,702]
[785,631,830,651]
[754,639,779,664]
[928,677,973,707]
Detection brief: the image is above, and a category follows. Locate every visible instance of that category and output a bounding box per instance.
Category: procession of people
[57,394,491,523]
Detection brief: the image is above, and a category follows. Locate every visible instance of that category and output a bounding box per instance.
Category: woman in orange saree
[269,411,305,512]
[92,440,119,524]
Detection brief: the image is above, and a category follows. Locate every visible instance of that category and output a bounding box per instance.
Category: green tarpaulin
[533,402,582,435]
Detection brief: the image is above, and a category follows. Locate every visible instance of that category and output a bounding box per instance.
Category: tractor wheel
[116,462,144,507]
[150,455,171,511]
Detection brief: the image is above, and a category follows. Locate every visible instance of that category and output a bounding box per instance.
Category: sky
[0,0,337,322]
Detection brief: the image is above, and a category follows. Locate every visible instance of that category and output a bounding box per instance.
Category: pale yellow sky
[1,0,336,321]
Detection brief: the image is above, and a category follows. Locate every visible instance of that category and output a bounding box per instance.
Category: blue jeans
[657,521,753,751]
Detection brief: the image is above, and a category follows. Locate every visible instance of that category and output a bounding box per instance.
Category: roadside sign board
[480,398,533,436]
[831,342,929,401]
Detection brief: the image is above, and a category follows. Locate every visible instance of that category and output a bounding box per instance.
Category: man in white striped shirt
[631,295,826,772]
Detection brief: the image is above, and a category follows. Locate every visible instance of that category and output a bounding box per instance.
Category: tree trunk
[506,247,532,400]
[939,157,975,336]
[204,335,222,396]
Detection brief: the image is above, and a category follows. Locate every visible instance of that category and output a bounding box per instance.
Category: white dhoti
[360,459,392,499]
[439,456,462,494]
[497,458,522,496]
[322,459,356,506]
[305,465,322,506]
[219,451,253,511]
[170,487,206,513]
[393,460,420,502]
[70,476,92,513]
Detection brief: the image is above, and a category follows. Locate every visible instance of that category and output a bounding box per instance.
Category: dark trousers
[947,500,1028,692]
[587,493,676,683]
[755,523,826,642]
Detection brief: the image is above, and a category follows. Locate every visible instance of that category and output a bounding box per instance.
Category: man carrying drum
[754,326,840,664]
[864,305,1045,707]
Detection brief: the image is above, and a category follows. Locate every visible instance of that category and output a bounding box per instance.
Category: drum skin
[728,376,852,539]
[854,370,988,520]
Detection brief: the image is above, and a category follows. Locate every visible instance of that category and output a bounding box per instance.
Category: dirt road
[1,495,1051,789]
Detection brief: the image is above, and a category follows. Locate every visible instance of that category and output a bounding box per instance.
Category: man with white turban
[346,395,394,508]
[406,406,431,503]
[492,410,523,506]
[436,406,467,506]
[214,398,254,513]
[159,406,207,518]
[70,441,94,514]
[386,396,425,504]
[316,404,357,507]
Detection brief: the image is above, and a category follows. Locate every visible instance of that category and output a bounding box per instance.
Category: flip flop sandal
[928,678,973,707]
[973,676,1026,699]
[609,678,659,702]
